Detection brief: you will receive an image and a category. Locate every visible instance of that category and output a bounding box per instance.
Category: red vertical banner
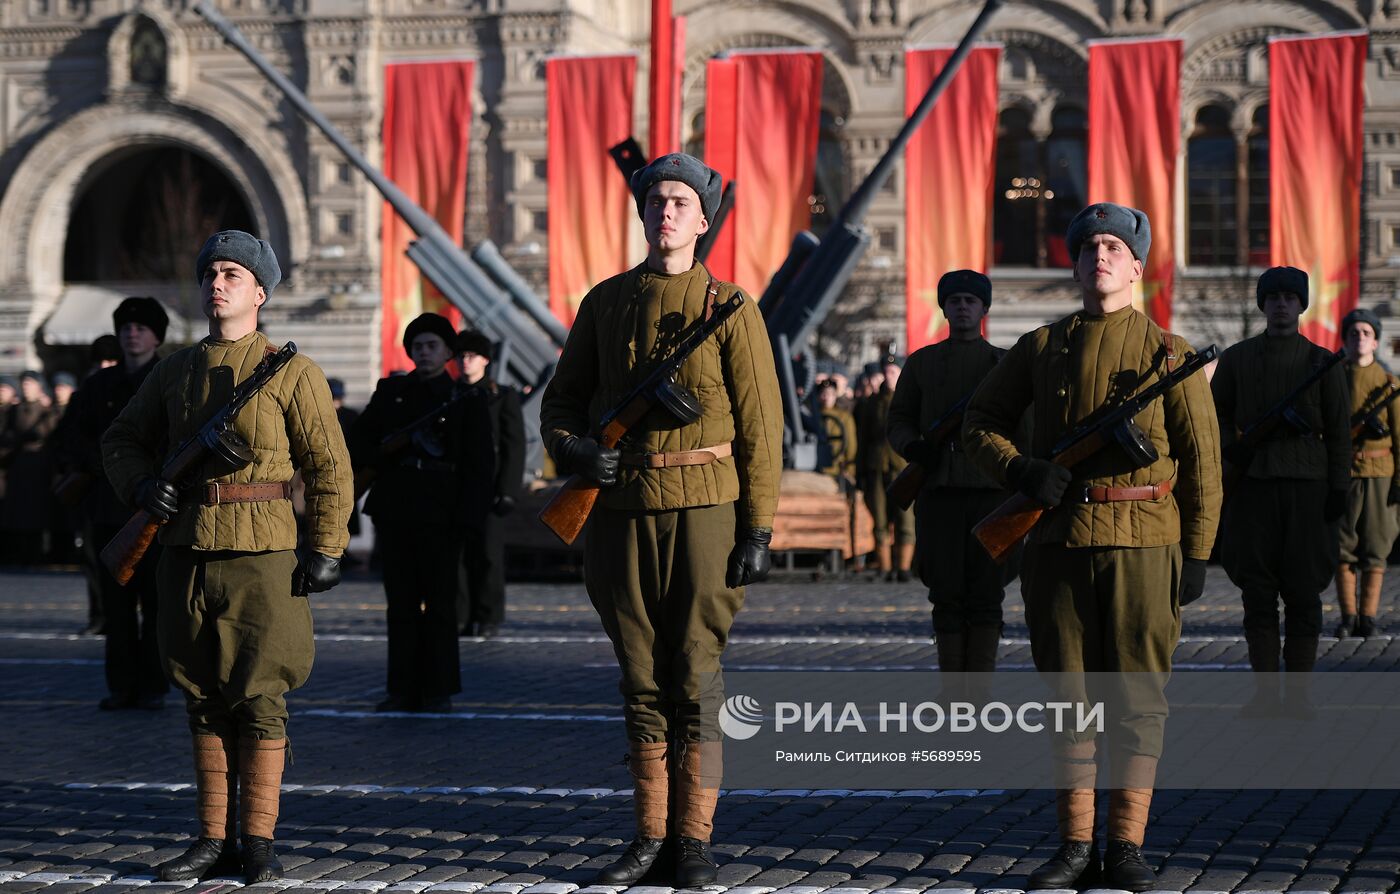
[904,46,999,351]
[649,0,677,159]
[705,52,824,295]
[547,55,637,327]
[704,58,739,281]
[1271,32,1367,349]
[380,60,474,376]
[1088,38,1180,329]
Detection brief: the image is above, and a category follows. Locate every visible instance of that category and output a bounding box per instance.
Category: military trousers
[915,487,1011,633]
[458,515,506,629]
[1337,476,1399,571]
[157,547,312,740]
[863,469,914,546]
[94,524,167,701]
[584,502,744,743]
[1220,478,1331,637]
[1022,543,1182,764]
[379,524,463,700]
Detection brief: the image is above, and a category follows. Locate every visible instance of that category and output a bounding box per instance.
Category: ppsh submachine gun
[100,343,299,584]
[1221,347,1347,495]
[538,292,745,546]
[351,384,481,501]
[884,393,973,512]
[1350,378,1400,444]
[973,344,1219,563]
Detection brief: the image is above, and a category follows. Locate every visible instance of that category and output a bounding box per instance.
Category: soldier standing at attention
[1333,307,1400,637]
[350,313,494,712]
[62,297,172,710]
[104,231,353,884]
[816,378,857,486]
[887,270,1011,672]
[455,329,525,639]
[964,203,1221,891]
[857,356,915,580]
[540,152,782,888]
[1212,266,1349,707]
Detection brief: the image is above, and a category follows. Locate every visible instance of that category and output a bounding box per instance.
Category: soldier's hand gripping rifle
[1221,348,1346,494]
[100,343,298,584]
[538,293,745,545]
[885,394,973,512]
[1350,379,1400,444]
[973,344,1219,563]
[352,385,476,500]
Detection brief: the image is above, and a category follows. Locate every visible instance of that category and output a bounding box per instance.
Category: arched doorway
[64,145,255,283]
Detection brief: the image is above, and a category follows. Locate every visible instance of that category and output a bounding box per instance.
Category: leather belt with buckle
[1080,480,1174,503]
[202,481,293,505]
[619,442,733,469]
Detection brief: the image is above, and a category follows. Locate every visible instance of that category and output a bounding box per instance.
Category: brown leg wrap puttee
[1336,564,1358,616]
[1053,741,1097,842]
[1361,568,1384,619]
[239,738,286,840]
[673,741,722,842]
[896,543,915,573]
[628,742,670,840]
[194,734,238,841]
[1108,755,1158,848]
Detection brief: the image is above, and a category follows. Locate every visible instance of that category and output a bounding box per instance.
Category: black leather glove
[554,435,620,487]
[1388,484,1400,506]
[135,476,180,522]
[901,439,940,467]
[1324,488,1348,522]
[1007,456,1073,507]
[492,494,517,516]
[1179,558,1208,606]
[726,527,773,588]
[292,551,341,597]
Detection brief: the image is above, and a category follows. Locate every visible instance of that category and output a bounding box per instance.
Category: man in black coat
[455,330,525,638]
[58,296,171,709]
[350,314,495,712]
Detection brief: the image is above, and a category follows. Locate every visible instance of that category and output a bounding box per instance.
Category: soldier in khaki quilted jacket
[1332,307,1399,637]
[965,203,1222,892]
[104,231,352,885]
[540,153,782,889]
[887,270,1012,673]
[1212,266,1349,702]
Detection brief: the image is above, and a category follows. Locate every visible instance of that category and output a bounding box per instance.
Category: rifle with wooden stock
[352,384,478,500]
[1350,379,1400,444]
[885,394,972,512]
[973,344,1219,563]
[100,343,298,585]
[538,292,745,545]
[1221,347,1346,494]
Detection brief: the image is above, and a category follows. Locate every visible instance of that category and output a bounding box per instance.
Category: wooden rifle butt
[537,475,601,546]
[100,510,163,585]
[972,491,1043,563]
[886,463,928,513]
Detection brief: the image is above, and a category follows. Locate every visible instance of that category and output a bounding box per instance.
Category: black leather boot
[242,835,284,883]
[675,836,718,887]
[1028,840,1100,889]
[156,837,240,881]
[595,837,666,884]
[1335,613,1357,638]
[1103,838,1156,891]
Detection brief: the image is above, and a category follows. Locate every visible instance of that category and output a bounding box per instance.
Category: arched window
[129,16,167,89]
[1187,104,1237,266]
[1246,104,1269,265]
[993,107,1037,266]
[993,104,1086,267]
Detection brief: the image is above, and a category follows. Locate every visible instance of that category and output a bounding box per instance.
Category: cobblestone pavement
[2,566,1399,894]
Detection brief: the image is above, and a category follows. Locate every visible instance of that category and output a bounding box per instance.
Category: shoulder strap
[701,278,721,323]
[1161,331,1177,374]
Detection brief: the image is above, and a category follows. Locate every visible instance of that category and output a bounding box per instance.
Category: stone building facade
[1,0,1398,400]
